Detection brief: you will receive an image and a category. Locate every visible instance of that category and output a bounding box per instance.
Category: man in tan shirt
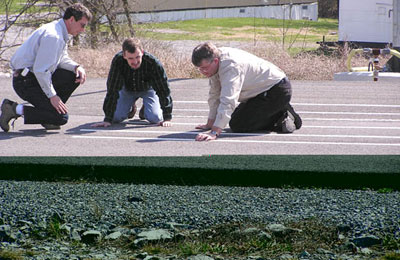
[191,42,301,141]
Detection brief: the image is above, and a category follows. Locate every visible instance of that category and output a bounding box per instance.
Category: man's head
[122,38,144,70]
[63,3,92,37]
[192,42,220,77]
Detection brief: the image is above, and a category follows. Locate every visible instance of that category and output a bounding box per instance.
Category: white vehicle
[338,0,399,48]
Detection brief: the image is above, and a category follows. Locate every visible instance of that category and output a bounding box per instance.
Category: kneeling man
[191,42,301,141]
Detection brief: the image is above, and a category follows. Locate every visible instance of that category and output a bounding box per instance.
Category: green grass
[0,0,42,15]
[135,17,338,44]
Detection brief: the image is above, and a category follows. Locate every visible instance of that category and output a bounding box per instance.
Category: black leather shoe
[0,99,19,132]
[287,103,302,130]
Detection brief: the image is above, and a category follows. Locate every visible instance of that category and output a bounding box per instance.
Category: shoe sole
[0,99,17,132]
[287,104,302,129]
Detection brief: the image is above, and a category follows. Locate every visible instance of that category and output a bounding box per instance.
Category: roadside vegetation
[68,17,374,81]
[1,1,385,81]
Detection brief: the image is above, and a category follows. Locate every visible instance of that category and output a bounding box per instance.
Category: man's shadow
[136,129,271,143]
[65,119,162,136]
[0,129,59,140]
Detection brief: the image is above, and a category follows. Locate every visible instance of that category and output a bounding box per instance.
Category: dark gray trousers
[13,69,79,125]
[229,78,292,132]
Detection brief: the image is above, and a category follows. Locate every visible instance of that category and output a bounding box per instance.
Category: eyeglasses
[198,59,215,72]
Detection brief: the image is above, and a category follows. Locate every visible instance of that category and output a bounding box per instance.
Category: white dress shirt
[208,47,286,129]
[10,19,78,98]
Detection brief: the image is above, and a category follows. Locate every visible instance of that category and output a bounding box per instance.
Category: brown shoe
[0,99,19,132]
[127,104,137,119]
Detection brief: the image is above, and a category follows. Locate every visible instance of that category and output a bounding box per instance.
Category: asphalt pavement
[1,77,400,156]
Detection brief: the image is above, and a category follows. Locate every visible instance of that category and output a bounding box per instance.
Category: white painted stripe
[80,129,400,139]
[172,115,400,121]
[302,117,400,122]
[174,101,400,108]
[173,109,400,116]
[304,125,400,130]
[293,102,400,108]
[126,122,400,130]
[72,135,400,146]
[299,111,400,116]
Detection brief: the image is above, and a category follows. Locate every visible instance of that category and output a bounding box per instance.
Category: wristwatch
[210,130,219,137]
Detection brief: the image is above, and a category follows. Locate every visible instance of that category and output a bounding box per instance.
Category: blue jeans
[113,86,163,124]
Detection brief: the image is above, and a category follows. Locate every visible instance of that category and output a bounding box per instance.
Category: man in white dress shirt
[0,3,92,132]
[191,42,302,141]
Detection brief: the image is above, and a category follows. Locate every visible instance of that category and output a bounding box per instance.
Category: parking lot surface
[1,77,399,156]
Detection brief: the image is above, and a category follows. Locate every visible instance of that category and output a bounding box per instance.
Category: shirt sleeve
[57,45,78,72]
[103,56,124,123]
[207,76,221,120]
[213,62,243,129]
[149,60,173,121]
[32,35,65,98]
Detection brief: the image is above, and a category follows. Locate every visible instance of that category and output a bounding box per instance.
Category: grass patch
[0,249,24,260]
[0,1,55,15]
[381,253,400,260]
[135,17,338,44]
[118,218,341,259]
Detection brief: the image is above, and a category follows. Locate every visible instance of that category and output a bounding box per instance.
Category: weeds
[0,249,23,260]
[383,234,400,250]
[381,252,400,260]
[47,217,64,239]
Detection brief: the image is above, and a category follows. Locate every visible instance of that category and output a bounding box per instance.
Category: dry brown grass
[68,39,200,80]
[68,39,381,81]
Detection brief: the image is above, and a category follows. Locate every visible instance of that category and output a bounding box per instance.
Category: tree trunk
[122,0,135,36]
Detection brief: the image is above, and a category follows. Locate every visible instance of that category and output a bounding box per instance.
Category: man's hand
[50,95,68,114]
[195,132,218,141]
[195,118,215,130]
[195,124,212,130]
[195,127,221,141]
[91,121,112,127]
[158,120,172,127]
[75,66,86,84]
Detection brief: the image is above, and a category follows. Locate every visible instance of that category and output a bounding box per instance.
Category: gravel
[0,180,399,259]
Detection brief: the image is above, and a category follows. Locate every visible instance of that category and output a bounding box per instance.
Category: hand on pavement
[158,121,172,127]
[195,124,212,130]
[195,132,217,141]
[91,121,112,127]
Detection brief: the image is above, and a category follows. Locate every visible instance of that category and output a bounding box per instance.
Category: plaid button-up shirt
[103,51,173,123]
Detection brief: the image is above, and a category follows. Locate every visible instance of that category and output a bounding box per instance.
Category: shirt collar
[58,19,70,42]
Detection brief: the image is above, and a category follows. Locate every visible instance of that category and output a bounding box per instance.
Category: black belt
[13,69,33,78]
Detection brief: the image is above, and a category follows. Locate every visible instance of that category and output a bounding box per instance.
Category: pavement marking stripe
[80,129,400,139]
[72,135,400,146]
[174,101,400,108]
[173,109,400,116]
[126,122,400,130]
[173,115,400,121]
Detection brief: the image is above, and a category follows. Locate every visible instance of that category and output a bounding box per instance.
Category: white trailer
[338,0,398,48]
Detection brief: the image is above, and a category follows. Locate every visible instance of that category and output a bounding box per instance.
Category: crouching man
[0,3,92,132]
[191,42,302,141]
[92,38,173,128]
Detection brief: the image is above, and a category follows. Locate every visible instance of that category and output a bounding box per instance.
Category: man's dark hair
[191,42,220,67]
[122,38,143,53]
[63,3,92,21]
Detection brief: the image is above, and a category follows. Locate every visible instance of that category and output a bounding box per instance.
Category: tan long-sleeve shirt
[208,47,286,129]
